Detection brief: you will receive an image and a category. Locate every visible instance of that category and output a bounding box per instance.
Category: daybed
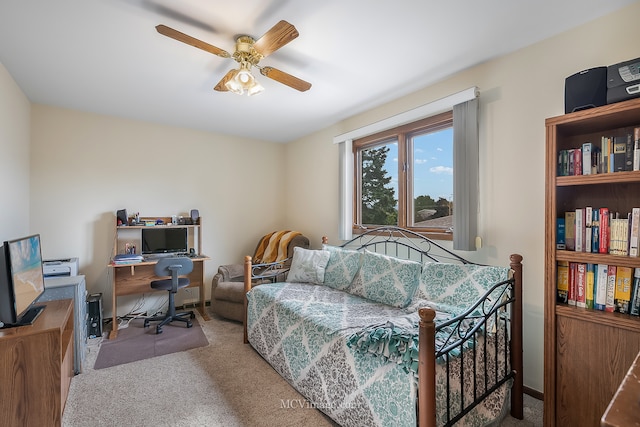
[243,226,523,427]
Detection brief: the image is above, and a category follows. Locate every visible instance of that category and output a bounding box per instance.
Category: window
[354,111,454,239]
[336,88,478,248]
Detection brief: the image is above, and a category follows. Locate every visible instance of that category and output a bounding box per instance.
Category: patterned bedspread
[247,282,508,427]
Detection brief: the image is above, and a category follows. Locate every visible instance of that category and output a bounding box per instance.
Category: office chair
[143,257,195,334]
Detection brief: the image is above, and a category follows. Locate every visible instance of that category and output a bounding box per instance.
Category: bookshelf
[544,98,640,426]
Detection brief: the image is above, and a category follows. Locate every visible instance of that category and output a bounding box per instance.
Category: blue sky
[384,128,453,201]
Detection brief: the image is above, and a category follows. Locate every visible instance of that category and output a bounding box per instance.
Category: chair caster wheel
[187,322,193,328]
[156,327,163,334]
[190,312,195,319]
[144,320,149,328]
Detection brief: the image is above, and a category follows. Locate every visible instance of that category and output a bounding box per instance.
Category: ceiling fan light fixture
[225,62,264,96]
[224,69,244,94]
[247,81,265,96]
[237,69,254,85]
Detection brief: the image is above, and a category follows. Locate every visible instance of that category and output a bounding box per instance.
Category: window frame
[353,111,454,240]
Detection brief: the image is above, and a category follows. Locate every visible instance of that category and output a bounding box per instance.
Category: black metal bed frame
[337,226,521,427]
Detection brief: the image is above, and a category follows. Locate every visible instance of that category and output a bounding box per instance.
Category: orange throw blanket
[253,230,302,264]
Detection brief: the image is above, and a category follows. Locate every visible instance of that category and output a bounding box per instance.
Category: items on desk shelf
[116,209,127,226]
[112,253,143,265]
[127,212,142,226]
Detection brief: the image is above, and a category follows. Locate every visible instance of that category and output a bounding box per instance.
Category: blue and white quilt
[247,282,508,427]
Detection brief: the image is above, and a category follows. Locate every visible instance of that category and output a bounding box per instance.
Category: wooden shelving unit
[113,215,203,257]
[109,215,209,338]
[544,98,640,426]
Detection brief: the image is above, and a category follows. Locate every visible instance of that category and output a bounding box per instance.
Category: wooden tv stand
[0,299,74,426]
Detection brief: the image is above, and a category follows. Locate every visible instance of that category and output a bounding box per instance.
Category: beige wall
[284,2,640,393]
[0,63,30,239]
[2,1,638,395]
[29,105,287,314]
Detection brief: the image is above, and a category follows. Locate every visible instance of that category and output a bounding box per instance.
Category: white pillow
[286,247,331,284]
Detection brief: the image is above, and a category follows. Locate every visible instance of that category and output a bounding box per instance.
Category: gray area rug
[63,312,542,426]
[93,317,208,369]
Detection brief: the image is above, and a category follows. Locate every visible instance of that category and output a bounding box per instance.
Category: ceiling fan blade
[144,2,218,33]
[260,66,311,92]
[253,20,298,58]
[214,69,237,91]
[156,25,230,58]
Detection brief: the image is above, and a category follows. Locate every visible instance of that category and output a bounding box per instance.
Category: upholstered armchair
[210,231,309,322]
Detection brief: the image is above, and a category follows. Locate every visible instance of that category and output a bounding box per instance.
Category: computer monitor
[0,234,46,326]
[141,228,188,255]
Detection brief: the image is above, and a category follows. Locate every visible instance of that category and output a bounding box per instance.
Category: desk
[108,256,210,339]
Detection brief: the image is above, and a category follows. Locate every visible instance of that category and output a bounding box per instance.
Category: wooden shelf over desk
[110,214,209,340]
[120,216,201,228]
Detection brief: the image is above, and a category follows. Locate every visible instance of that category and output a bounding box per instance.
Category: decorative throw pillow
[417,262,510,310]
[286,247,331,284]
[349,250,421,308]
[321,245,362,290]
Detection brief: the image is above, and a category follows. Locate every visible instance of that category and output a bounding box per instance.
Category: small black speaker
[564,67,607,114]
[116,209,127,226]
[87,293,103,338]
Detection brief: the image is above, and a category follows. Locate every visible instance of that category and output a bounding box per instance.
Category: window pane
[361,139,398,226]
[410,127,453,229]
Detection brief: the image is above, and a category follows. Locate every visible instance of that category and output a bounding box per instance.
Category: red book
[599,207,610,254]
[568,262,577,305]
[574,148,582,176]
[576,263,587,308]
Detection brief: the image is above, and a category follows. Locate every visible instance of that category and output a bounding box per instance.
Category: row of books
[557,127,640,176]
[557,262,640,315]
[557,207,640,256]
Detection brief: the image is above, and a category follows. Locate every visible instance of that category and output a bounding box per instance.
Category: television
[141,228,188,255]
[0,234,46,327]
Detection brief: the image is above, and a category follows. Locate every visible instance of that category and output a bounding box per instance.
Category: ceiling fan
[155,20,311,96]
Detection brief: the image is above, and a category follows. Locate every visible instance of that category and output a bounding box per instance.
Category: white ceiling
[0,0,636,143]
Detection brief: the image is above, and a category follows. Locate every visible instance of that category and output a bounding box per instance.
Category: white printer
[43,258,79,278]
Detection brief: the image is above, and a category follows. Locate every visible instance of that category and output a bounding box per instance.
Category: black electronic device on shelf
[607,57,640,104]
[564,67,607,113]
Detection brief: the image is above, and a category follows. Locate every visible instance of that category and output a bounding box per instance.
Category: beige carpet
[62,311,542,426]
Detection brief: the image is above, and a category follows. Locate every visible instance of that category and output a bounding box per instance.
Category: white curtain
[338,139,353,240]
